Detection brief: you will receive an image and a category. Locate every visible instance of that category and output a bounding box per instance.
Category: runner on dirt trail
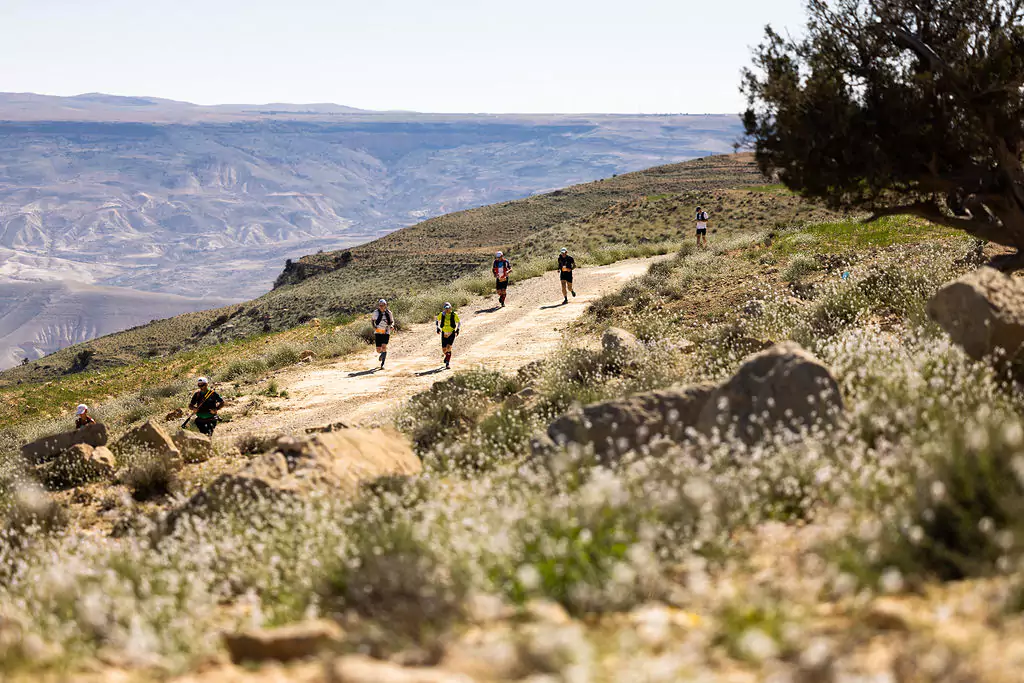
[188,377,224,436]
[695,206,709,246]
[435,302,461,369]
[372,299,396,369]
[492,251,512,307]
[557,248,577,304]
[74,404,96,429]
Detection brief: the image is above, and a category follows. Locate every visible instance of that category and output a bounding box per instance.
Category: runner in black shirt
[558,248,577,304]
[188,377,224,436]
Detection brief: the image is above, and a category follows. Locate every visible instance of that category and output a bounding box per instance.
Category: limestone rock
[167,428,421,530]
[223,619,344,663]
[543,384,716,461]
[173,430,214,464]
[696,342,842,443]
[36,443,117,490]
[113,420,181,463]
[300,350,316,362]
[601,327,641,364]
[928,267,1024,361]
[21,422,108,465]
[328,656,474,683]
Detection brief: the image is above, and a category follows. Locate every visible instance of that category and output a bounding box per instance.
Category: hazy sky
[0,0,807,113]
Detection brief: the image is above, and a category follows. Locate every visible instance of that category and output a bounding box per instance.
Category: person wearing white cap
[557,248,577,304]
[371,299,396,369]
[435,302,461,369]
[74,404,96,430]
[188,377,224,436]
[492,251,512,307]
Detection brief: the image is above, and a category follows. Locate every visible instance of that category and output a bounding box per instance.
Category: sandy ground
[223,257,659,436]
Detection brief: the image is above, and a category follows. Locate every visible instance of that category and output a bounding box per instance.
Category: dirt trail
[224,257,658,436]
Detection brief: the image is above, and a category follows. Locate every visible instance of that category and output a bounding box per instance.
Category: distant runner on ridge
[435,301,461,369]
[371,299,396,369]
[557,247,577,304]
[695,206,709,246]
[492,251,512,307]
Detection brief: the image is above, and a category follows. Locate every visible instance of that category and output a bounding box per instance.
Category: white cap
[378,298,387,305]
[560,247,568,253]
[76,404,88,415]
[443,302,452,309]
[197,377,208,385]
[495,251,503,258]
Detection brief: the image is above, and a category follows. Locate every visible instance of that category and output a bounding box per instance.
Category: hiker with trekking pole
[187,377,224,436]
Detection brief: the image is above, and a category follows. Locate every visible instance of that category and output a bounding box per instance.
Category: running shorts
[374,333,391,347]
[560,271,573,282]
[441,332,457,347]
[495,278,509,291]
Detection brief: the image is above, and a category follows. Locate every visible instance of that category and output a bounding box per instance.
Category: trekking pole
[181,413,193,430]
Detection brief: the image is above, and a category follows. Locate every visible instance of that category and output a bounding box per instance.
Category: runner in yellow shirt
[435,302,461,369]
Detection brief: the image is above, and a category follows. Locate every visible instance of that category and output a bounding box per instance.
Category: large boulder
[36,444,117,490]
[223,620,344,663]
[927,267,1024,362]
[696,342,843,443]
[21,422,108,466]
[542,384,716,461]
[166,428,422,530]
[113,420,181,464]
[172,430,214,464]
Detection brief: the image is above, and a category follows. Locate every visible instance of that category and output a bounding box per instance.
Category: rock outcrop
[537,342,843,455]
[112,420,181,463]
[36,443,117,490]
[928,267,1024,361]
[543,385,716,461]
[20,422,108,465]
[166,429,421,530]
[696,342,842,443]
[328,656,475,683]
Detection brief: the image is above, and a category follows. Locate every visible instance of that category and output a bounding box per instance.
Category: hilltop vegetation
[1,154,838,387]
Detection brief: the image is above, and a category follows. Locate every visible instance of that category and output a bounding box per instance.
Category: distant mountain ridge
[0,93,743,368]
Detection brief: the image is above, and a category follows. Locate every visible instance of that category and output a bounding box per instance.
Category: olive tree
[743,0,1024,267]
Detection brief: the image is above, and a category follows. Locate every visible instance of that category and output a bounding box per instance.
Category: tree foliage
[743,0,1024,266]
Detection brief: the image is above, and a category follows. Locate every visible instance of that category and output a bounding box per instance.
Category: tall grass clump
[782,254,818,281]
[398,370,522,452]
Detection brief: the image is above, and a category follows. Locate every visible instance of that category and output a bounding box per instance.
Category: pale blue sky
[0,0,806,113]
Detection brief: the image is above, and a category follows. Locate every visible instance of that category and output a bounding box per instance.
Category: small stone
[863,598,912,631]
[524,600,571,625]
[223,619,344,663]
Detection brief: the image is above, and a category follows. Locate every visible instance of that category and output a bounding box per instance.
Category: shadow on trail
[415,367,446,377]
[474,305,503,314]
[347,368,380,377]
[539,302,567,310]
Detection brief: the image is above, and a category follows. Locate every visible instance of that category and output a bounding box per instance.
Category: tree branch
[865,201,1014,245]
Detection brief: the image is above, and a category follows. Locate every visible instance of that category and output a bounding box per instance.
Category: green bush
[881,416,1024,581]
[264,343,301,369]
[220,357,269,382]
[121,452,181,502]
[400,370,521,452]
[782,254,818,281]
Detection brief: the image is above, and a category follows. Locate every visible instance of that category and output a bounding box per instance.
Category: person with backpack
[371,299,396,369]
[435,302,461,369]
[492,251,512,307]
[74,404,96,429]
[188,377,224,436]
[557,248,577,304]
[695,206,709,246]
